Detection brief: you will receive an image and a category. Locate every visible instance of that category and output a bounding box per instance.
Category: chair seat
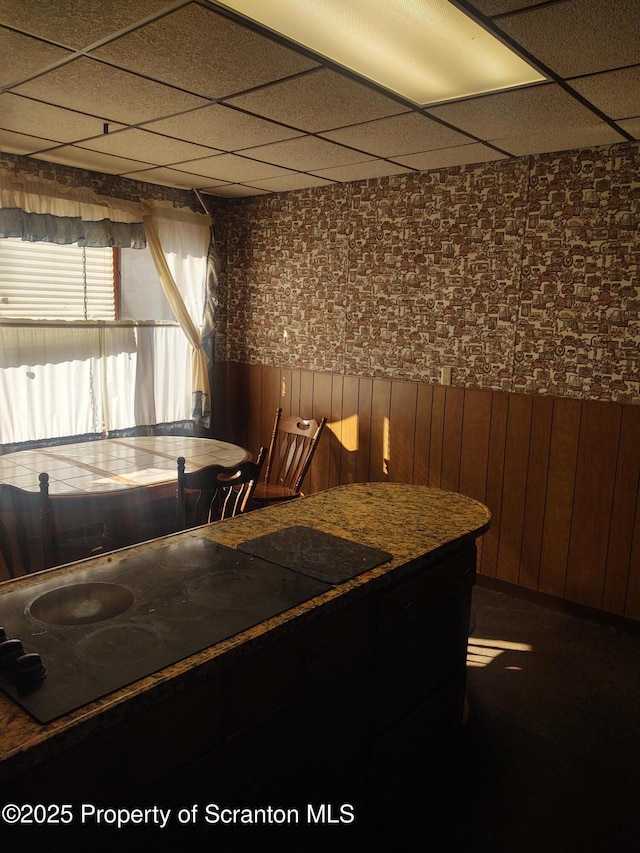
[252,482,301,503]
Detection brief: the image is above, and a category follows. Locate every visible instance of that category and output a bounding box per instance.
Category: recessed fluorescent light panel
[215,0,545,106]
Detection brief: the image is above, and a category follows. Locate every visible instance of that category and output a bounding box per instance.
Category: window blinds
[0,239,115,320]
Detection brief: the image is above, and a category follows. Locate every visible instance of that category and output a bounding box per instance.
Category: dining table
[0,436,250,495]
[0,436,251,571]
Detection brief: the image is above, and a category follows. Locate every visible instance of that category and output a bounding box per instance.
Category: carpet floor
[378,584,640,853]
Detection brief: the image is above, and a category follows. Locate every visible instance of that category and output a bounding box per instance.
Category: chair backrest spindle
[177,447,266,529]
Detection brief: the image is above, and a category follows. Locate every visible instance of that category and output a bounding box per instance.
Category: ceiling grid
[0,0,637,198]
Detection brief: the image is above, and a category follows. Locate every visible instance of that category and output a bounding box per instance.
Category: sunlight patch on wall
[327,413,359,452]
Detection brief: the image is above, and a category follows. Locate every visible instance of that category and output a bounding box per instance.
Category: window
[0,239,192,445]
[0,239,175,322]
[0,240,116,320]
[119,246,175,323]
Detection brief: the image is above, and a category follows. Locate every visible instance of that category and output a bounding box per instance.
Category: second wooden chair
[252,409,327,506]
[176,447,267,529]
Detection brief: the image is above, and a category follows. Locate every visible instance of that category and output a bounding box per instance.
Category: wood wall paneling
[370,380,392,483]
[413,383,434,487]
[538,398,581,599]
[248,363,268,454]
[519,395,554,590]
[459,388,492,569]
[214,363,640,622]
[564,401,622,609]
[428,385,446,489]
[309,371,333,494]
[440,387,465,494]
[388,380,418,484]
[480,391,509,579]
[330,374,346,488]
[458,389,491,504]
[355,377,374,486]
[299,370,316,418]
[604,405,640,616]
[339,375,360,485]
[496,393,533,585]
[279,368,294,417]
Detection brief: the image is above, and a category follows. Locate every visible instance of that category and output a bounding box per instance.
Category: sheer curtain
[142,201,213,427]
[0,324,191,445]
[0,170,211,445]
[0,325,136,442]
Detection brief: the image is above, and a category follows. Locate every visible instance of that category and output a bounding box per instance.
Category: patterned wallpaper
[3,145,638,404]
[223,142,640,404]
[0,152,219,214]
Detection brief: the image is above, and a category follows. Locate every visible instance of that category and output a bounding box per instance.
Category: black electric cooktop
[0,537,331,723]
[0,528,392,724]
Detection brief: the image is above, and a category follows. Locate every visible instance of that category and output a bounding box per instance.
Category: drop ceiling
[1,0,638,200]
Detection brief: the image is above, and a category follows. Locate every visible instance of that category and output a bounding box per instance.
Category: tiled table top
[0,437,250,495]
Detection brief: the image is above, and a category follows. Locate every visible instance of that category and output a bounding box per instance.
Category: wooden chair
[177,446,267,529]
[47,486,153,561]
[0,474,52,576]
[0,475,155,576]
[252,409,327,505]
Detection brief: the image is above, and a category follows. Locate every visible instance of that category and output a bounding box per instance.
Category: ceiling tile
[240,135,373,171]
[570,66,640,120]
[395,144,507,170]
[245,174,335,193]
[1,0,637,195]
[319,112,473,158]
[489,123,628,156]
[428,84,605,139]
[618,118,640,137]
[172,153,294,182]
[0,0,177,49]
[466,1,541,13]
[311,160,413,182]
[141,104,303,151]
[0,94,125,143]
[0,28,72,87]
[76,128,221,163]
[0,128,60,155]
[203,185,269,198]
[226,68,406,133]
[91,3,319,99]
[32,145,152,174]
[494,0,640,77]
[122,166,220,189]
[13,57,208,125]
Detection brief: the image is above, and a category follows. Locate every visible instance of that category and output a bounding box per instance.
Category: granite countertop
[0,482,490,782]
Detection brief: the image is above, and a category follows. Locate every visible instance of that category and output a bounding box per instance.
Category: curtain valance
[0,168,146,248]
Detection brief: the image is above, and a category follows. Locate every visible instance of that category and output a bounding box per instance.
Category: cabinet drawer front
[225,666,370,808]
[373,547,474,731]
[368,672,467,813]
[225,600,373,730]
[377,548,474,635]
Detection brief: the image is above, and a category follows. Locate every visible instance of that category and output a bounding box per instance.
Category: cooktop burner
[0,537,330,723]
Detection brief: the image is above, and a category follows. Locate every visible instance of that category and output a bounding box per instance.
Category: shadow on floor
[376,585,640,853]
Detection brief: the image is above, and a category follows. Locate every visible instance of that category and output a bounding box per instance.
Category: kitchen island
[0,482,489,851]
